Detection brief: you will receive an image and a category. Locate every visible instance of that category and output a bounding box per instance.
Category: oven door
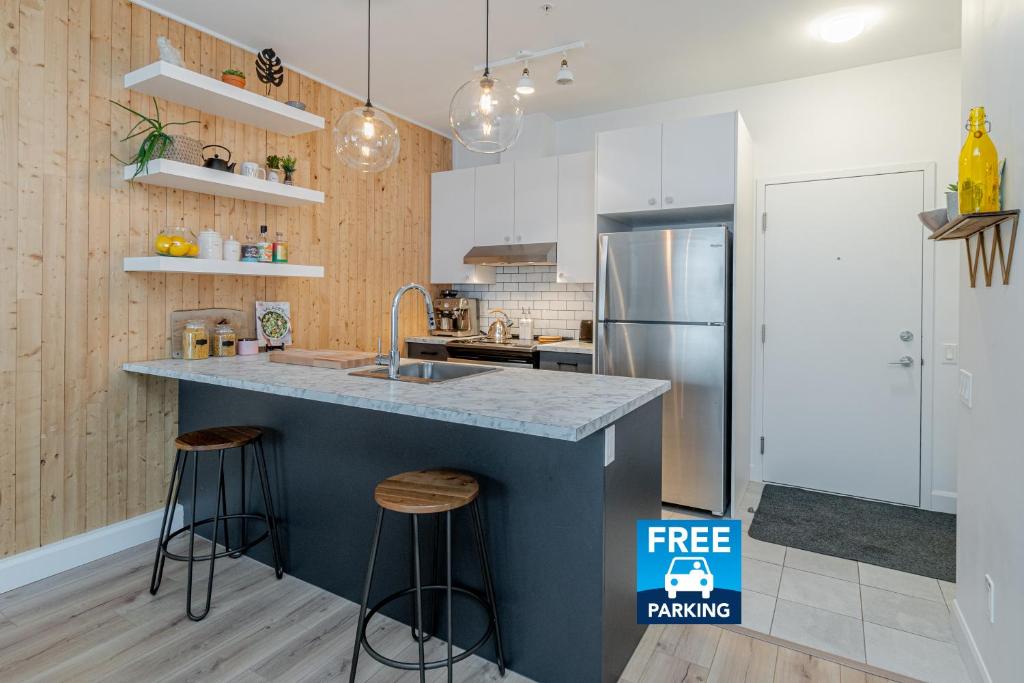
[446,346,538,368]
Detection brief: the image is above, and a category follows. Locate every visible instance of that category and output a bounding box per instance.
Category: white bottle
[197,229,223,260]
[518,308,534,343]
[222,235,241,261]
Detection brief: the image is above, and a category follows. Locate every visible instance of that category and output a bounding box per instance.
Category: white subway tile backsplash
[448,266,594,339]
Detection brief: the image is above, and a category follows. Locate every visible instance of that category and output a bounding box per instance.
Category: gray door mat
[748,484,956,582]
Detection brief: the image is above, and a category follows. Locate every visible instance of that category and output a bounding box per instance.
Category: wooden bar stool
[349,470,506,682]
[150,426,284,621]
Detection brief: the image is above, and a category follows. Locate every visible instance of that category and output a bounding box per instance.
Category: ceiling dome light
[334,0,399,172]
[516,66,535,95]
[449,0,524,153]
[816,10,868,43]
[555,56,574,85]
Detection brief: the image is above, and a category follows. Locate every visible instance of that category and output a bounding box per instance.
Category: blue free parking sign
[636,519,742,624]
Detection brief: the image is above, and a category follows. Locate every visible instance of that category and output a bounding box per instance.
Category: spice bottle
[257,225,273,263]
[273,231,288,263]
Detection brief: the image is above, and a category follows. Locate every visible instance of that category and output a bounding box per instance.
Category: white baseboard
[931,489,958,514]
[0,505,183,595]
[950,598,992,683]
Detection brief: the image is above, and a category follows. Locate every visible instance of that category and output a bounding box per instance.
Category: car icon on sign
[665,557,714,599]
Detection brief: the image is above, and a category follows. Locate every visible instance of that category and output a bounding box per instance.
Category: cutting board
[169,308,249,359]
[268,348,378,370]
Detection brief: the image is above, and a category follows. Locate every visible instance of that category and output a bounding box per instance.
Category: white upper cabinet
[514,156,558,244]
[661,112,736,209]
[595,124,663,214]
[431,169,494,284]
[556,151,596,283]
[474,163,516,246]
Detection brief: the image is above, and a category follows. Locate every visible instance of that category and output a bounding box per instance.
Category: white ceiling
[137,0,961,135]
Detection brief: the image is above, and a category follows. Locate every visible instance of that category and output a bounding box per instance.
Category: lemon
[155,234,172,254]
[168,242,191,257]
[187,243,199,257]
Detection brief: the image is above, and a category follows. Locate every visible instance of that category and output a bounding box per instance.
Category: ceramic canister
[237,338,259,355]
[197,229,223,260]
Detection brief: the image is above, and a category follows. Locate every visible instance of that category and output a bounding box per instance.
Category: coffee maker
[432,290,479,337]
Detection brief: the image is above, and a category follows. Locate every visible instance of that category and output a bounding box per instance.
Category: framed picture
[256,301,292,348]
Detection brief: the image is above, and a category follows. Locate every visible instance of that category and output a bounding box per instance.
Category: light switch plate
[958,370,973,408]
[943,343,958,364]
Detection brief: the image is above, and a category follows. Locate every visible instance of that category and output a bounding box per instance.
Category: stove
[446,337,538,368]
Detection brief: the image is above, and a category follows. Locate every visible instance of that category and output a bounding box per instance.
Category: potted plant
[280,155,297,185]
[221,68,246,88]
[110,97,200,179]
[945,183,960,222]
[266,154,282,183]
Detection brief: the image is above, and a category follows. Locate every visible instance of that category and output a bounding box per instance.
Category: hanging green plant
[110,97,199,179]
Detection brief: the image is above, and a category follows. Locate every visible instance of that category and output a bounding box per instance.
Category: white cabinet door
[661,112,736,209]
[556,151,596,283]
[474,163,515,246]
[430,169,494,284]
[595,124,662,214]
[514,157,558,244]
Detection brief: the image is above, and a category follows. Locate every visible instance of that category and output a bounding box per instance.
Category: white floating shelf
[124,61,324,136]
[124,256,324,278]
[125,159,324,207]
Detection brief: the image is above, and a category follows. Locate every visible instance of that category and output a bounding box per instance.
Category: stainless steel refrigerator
[596,226,730,514]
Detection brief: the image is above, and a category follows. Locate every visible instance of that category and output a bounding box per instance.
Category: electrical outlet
[985,574,995,623]
[959,370,973,407]
[943,343,958,364]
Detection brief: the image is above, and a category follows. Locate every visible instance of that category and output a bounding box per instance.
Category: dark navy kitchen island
[126,356,669,682]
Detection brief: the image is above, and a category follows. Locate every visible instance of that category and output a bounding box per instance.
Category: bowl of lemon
[155,227,199,258]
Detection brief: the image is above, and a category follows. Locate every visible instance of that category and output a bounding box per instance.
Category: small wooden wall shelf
[925,210,1019,287]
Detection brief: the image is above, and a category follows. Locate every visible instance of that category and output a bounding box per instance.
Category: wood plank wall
[0,0,451,557]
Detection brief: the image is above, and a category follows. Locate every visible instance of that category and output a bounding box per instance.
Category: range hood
[463,242,557,266]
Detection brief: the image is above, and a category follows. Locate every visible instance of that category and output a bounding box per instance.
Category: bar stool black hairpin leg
[228,446,247,559]
[412,514,426,683]
[471,499,506,675]
[150,449,185,595]
[253,439,284,579]
[186,449,226,621]
[349,508,384,683]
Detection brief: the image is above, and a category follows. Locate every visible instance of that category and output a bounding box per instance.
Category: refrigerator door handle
[595,234,610,372]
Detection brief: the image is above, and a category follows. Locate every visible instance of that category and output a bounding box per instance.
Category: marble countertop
[124,356,668,442]
[538,340,594,355]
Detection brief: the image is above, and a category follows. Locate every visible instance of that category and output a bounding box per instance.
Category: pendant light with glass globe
[334,0,399,172]
[449,0,524,153]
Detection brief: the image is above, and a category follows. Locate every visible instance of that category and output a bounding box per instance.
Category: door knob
[899,330,914,341]
[648,198,656,206]
[888,355,915,367]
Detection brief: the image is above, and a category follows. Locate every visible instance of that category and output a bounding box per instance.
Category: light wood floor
[0,541,906,682]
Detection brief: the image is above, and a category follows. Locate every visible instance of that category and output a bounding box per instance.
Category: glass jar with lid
[182,320,209,360]
[211,323,237,357]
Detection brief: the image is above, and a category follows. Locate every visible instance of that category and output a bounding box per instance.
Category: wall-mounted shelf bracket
[922,209,1019,287]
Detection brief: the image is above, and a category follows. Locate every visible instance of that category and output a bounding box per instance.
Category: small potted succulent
[266,154,282,183]
[221,68,246,88]
[280,155,297,185]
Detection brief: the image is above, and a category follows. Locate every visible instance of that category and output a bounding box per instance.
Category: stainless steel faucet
[380,283,435,379]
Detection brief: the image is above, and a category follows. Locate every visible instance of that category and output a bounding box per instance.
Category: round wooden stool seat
[374,470,479,514]
[174,426,262,452]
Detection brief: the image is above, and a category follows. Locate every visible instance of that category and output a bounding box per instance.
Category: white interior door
[761,171,925,505]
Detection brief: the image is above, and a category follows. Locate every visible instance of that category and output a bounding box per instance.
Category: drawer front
[539,352,593,373]
[407,342,448,361]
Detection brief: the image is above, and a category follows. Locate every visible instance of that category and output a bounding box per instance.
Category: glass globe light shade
[334,105,400,173]
[449,75,523,154]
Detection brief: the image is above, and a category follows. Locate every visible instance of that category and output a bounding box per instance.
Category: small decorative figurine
[256,48,284,96]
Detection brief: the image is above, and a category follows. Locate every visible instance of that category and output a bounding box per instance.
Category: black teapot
[202,144,236,173]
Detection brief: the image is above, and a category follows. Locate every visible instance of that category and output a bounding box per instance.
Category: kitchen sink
[350,361,499,384]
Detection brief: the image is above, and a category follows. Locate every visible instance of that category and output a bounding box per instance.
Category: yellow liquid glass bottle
[958,106,1000,214]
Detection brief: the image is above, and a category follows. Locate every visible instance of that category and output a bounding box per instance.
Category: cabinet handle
[648,197,656,206]
[420,350,440,357]
[665,196,674,204]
